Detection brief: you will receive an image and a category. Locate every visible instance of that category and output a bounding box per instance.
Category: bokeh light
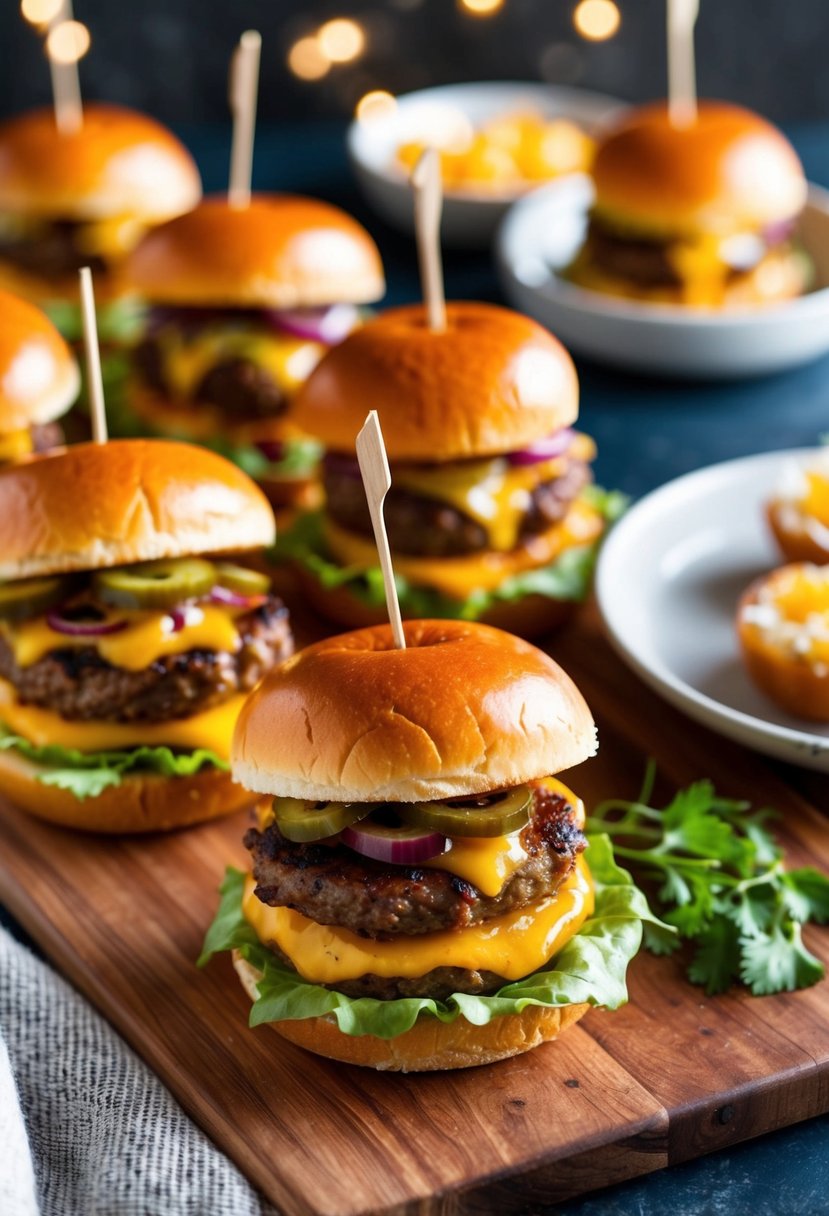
[458,0,505,15]
[355,90,398,123]
[573,0,621,41]
[318,18,366,63]
[287,35,329,81]
[20,0,64,25]
[45,19,90,64]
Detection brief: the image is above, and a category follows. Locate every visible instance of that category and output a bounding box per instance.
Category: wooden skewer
[667,0,699,128]
[47,1,83,135]
[355,411,406,650]
[411,148,447,333]
[79,268,108,445]
[228,30,262,209]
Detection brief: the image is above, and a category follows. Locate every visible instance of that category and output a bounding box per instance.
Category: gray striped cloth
[0,927,278,1216]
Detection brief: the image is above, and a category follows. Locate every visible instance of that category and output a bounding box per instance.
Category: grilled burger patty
[245,784,586,939]
[0,596,292,723]
[322,457,590,558]
[0,219,108,280]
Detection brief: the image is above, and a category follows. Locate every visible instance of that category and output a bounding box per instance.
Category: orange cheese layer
[0,429,34,461]
[324,498,604,602]
[243,855,593,984]
[0,677,244,758]
[160,326,323,402]
[425,776,584,896]
[2,604,243,673]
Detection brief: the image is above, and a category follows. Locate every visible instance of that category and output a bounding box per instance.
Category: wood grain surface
[1,604,828,1215]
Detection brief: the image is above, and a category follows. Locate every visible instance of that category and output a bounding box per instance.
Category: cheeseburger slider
[0,288,79,461]
[286,301,616,635]
[123,196,385,504]
[569,101,809,308]
[201,619,654,1071]
[0,105,201,336]
[0,438,292,832]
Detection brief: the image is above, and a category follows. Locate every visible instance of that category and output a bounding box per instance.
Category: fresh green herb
[586,762,829,996]
[0,724,228,799]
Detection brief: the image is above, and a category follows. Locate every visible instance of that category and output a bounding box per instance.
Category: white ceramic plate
[496,178,829,378]
[595,448,829,771]
[347,81,624,249]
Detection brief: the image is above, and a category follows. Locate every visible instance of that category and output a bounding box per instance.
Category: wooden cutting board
[1,604,828,1216]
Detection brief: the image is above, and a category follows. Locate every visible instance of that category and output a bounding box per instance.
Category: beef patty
[0,595,292,723]
[322,456,590,558]
[0,219,108,280]
[245,784,585,939]
[584,218,681,288]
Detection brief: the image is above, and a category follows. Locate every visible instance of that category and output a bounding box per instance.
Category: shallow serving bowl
[496,177,829,378]
[347,81,623,250]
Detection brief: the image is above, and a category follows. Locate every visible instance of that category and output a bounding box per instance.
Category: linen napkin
[0,926,278,1216]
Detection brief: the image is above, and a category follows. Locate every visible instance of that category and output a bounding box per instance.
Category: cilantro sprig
[586,763,829,996]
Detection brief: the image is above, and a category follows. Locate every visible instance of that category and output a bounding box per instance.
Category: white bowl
[496,177,829,378]
[347,81,624,250]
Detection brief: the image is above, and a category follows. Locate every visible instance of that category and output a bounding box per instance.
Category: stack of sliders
[0,288,79,461]
[123,196,385,504]
[0,105,201,336]
[568,101,809,308]
[285,301,615,635]
[0,438,293,832]
[201,618,656,1071]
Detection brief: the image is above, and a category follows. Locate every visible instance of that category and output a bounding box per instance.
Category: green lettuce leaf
[199,833,664,1039]
[0,723,227,800]
[44,297,145,344]
[274,486,627,620]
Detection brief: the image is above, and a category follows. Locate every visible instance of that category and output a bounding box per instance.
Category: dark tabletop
[5,118,829,1215]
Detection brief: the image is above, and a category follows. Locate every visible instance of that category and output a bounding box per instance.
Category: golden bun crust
[232,618,596,801]
[233,952,588,1071]
[592,102,807,237]
[0,438,275,580]
[0,747,253,833]
[570,245,808,309]
[0,290,79,428]
[292,302,578,461]
[293,563,575,639]
[0,104,201,222]
[767,499,829,564]
[125,195,385,308]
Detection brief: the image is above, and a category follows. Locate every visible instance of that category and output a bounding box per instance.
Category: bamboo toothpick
[79,268,108,445]
[411,148,447,333]
[667,0,700,128]
[47,1,83,136]
[356,411,406,650]
[228,30,262,209]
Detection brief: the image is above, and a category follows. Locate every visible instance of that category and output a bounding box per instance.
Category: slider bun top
[292,302,579,462]
[232,618,597,803]
[592,101,807,236]
[0,290,79,430]
[0,438,275,581]
[125,195,385,308]
[0,104,201,222]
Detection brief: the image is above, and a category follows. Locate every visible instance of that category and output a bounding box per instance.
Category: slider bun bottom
[233,952,590,1072]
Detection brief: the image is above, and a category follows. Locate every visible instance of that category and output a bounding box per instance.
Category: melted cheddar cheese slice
[0,430,34,462]
[0,677,244,758]
[243,855,593,984]
[325,497,604,601]
[157,325,323,402]
[2,604,243,673]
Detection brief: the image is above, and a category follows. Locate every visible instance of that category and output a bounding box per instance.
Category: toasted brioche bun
[293,561,575,639]
[0,746,253,833]
[0,438,275,581]
[233,951,589,1071]
[292,302,578,461]
[592,102,807,237]
[0,104,201,222]
[125,195,384,308]
[0,290,79,429]
[232,618,596,802]
[569,244,808,309]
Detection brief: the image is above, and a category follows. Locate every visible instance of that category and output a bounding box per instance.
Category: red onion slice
[265,304,359,345]
[209,585,267,609]
[506,428,575,467]
[341,821,447,865]
[47,609,128,638]
[254,439,285,463]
